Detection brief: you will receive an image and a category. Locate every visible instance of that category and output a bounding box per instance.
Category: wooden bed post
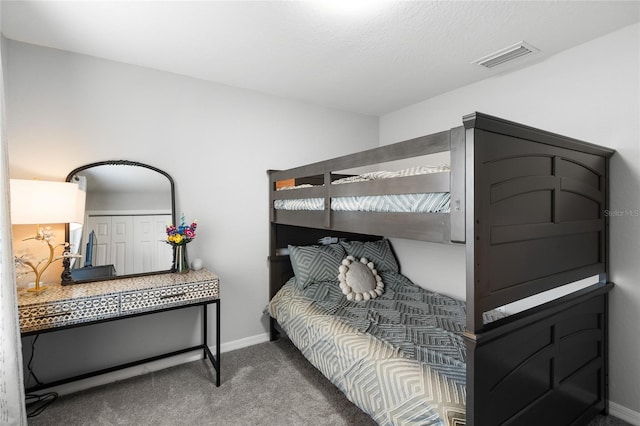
[323,171,331,229]
[463,117,482,333]
[450,125,466,243]
[463,116,481,426]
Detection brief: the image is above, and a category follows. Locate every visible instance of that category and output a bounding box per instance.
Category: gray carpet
[27,338,630,426]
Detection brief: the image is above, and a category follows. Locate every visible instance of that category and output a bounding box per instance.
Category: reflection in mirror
[63,161,175,284]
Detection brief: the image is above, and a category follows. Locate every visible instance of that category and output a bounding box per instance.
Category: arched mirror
[63,160,176,284]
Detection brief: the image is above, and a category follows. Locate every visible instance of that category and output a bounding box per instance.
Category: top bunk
[269,126,458,243]
[269,112,614,244]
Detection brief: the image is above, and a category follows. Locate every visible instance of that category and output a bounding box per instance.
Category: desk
[18,269,220,392]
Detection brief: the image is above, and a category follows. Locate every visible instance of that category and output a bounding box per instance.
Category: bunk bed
[267,112,615,426]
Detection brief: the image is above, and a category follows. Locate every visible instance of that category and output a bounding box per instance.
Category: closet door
[111,216,134,275]
[85,216,111,267]
[153,215,173,271]
[83,214,171,275]
[133,216,155,274]
[133,215,173,273]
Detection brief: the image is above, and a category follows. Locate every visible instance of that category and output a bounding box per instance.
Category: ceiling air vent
[473,41,539,69]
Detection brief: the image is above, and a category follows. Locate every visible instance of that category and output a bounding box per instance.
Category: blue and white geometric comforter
[269,273,500,425]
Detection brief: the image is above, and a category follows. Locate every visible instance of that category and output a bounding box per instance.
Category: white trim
[44,332,271,396]
[217,332,270,353]
[610,401,640,425]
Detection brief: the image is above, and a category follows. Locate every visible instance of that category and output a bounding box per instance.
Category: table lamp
[10,179,86,293]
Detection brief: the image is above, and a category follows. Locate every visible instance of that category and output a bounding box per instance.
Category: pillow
[340,239,399,273]
[338,256,384,302]
[288,243,346,289]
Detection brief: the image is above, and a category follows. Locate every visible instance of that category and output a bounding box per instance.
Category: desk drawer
[19,295,120,333]
[120,280,219,314]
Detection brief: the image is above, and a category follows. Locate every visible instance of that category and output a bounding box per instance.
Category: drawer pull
[160,292,187,299]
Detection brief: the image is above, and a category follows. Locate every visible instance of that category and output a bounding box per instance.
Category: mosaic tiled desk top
[18,269,219,333]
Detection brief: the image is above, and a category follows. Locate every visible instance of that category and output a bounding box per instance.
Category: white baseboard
[610,401,640,425]
[218,332,270,353]
[39,332,271,396]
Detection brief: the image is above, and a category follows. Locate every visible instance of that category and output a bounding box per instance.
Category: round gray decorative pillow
[338,256,384,301]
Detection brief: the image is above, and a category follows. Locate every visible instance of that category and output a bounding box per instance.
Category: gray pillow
[288,243,346,289]
[340,239,399,273]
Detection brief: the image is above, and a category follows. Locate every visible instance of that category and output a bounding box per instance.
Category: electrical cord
[24,334,58,417]
[25,392,58,417]
[26,334,42,387]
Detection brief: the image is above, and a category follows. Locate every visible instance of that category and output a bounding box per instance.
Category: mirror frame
[62,160,176,284]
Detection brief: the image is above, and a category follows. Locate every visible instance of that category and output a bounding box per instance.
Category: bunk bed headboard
[463,113,615,332]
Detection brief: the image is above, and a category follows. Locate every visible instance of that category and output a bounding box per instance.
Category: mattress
[273,192,451,213]
[268,273,503,426]
[274,165,451,214]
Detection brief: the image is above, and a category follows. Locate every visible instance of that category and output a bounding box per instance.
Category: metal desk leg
[216,300,220,387]
[202,301,221,386]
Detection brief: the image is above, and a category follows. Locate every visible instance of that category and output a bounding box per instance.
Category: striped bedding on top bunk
[274,165,451,214]
[274,192,451,213]
[269,272,503,426]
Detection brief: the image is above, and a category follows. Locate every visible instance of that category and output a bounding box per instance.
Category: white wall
[6,40,378,385]
[86,190,171,211]
[380,24,640,420]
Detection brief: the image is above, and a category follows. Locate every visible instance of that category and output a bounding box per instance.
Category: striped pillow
[340,239,399,273]
[288,243,346,289]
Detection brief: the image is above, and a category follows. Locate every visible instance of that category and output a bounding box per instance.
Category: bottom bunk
[270,273,499,425]
[268,238,611,426]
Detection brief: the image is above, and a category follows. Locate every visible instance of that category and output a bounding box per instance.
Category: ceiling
[2,1,639,116]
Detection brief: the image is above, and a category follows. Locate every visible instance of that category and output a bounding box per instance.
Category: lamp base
[27,285,48,294]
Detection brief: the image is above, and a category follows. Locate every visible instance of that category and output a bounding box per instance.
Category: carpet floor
[26,338,630,426]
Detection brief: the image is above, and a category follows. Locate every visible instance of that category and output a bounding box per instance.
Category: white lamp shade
[10,179,86,226]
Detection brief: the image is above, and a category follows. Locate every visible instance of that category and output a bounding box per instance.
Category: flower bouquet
[166,214,197,273]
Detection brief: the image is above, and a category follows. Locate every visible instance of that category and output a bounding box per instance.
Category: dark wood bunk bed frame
[267,112,615,426]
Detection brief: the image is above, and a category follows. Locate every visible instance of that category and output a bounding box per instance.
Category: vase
[175,245,189,273]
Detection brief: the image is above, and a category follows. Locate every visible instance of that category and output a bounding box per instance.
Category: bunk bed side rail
[269,130,450,182]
